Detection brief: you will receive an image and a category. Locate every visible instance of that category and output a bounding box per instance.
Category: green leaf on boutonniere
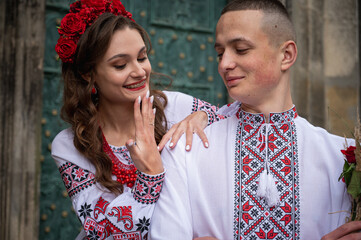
[347,170,361,199]
[339,161,355,186]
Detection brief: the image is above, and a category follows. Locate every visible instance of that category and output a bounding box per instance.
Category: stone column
[323,0,359,136]
[0,0,45,239]
[290,0,359,136]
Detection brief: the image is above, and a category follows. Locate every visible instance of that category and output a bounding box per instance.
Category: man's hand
[321,221,361,240]
[158,111,209,151]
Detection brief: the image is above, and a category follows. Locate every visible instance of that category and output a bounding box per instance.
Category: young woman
[51,0,223,239]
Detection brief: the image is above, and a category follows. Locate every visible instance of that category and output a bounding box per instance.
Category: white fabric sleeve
[163,90,225,128]
[149,139,193,240]
[52,129,165,240]
[217,101,240,117]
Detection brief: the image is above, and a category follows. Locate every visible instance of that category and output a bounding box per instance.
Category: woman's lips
[124,79,146,90]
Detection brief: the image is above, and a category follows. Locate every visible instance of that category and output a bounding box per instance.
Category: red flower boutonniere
[339,138,361,221]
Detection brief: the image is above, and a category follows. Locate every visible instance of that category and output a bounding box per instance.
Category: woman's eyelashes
[137,56,147,62]
[113,54,147,70]
[114,64,126,70]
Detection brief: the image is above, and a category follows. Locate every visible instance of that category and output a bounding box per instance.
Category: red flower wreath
[55,0,134,63]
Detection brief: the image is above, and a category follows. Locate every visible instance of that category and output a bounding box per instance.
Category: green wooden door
[39,1,227,239]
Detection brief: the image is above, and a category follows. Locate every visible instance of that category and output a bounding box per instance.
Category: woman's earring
[91,86,99,105]
[91,86,97,95]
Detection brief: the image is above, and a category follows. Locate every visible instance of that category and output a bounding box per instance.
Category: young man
[150,0,361,239]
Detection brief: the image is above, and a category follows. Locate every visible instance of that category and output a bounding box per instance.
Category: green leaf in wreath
[347,170,361,199]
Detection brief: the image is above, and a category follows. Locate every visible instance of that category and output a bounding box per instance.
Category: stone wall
[290,0,359,137]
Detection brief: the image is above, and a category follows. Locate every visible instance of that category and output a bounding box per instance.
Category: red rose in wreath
[58,13,86,37]
[69,1,82,13]
[83,0,107,11]
[112,0,126,12]
[55,37,78,63]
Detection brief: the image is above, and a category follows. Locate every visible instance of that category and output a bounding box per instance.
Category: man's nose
[218,52,236,73]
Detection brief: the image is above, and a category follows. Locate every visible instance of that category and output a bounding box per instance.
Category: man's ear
[280,40,297,71]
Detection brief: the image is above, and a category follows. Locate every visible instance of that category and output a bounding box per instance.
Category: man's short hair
[221,0,296,46]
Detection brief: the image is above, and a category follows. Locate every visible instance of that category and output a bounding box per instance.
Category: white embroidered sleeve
[163,91,226,127]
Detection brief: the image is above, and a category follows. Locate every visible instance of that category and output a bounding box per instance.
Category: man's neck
[240,96,294,122]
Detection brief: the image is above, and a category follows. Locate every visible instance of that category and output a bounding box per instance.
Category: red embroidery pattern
[83,216,142,240]
[94,197,110,220]
[191,98,225,125]
[133,171,165,204]
[113,231,141,240]
[233,106,300,239]
[108,206,134,230]
[58,162,96,198]
[84,216,106,239]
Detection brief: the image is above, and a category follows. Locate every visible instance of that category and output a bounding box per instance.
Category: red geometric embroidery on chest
[84,215,141,240]
[84,197,141,239]
[94,197,110,220]
[108,206,134,230]
[233,108,300,240]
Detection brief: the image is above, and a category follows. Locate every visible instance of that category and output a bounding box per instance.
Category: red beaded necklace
[102,133,137,188]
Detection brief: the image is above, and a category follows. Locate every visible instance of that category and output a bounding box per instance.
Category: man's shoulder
[204,114,238,136]
[163,115,238,159]
[295,116,352,145]
[192,115,238,154]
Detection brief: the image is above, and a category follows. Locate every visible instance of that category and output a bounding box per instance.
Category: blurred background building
[0,0,359,239]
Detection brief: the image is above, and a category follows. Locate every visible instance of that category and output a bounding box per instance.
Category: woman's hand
[158,111,209,152]
[126,93,163,175]
[321,221,361,240]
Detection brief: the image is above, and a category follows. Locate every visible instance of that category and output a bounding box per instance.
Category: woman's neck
[98,102,136,146]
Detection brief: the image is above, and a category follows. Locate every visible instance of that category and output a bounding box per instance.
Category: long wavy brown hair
[61,13,168,194]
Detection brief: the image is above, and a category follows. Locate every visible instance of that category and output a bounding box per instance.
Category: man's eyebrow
[214,37,251,48]
[107,46,147,62]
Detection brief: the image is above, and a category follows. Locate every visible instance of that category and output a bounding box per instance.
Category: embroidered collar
[102,133,137,187]
[236,105,298,124]
[109,145,128,154]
